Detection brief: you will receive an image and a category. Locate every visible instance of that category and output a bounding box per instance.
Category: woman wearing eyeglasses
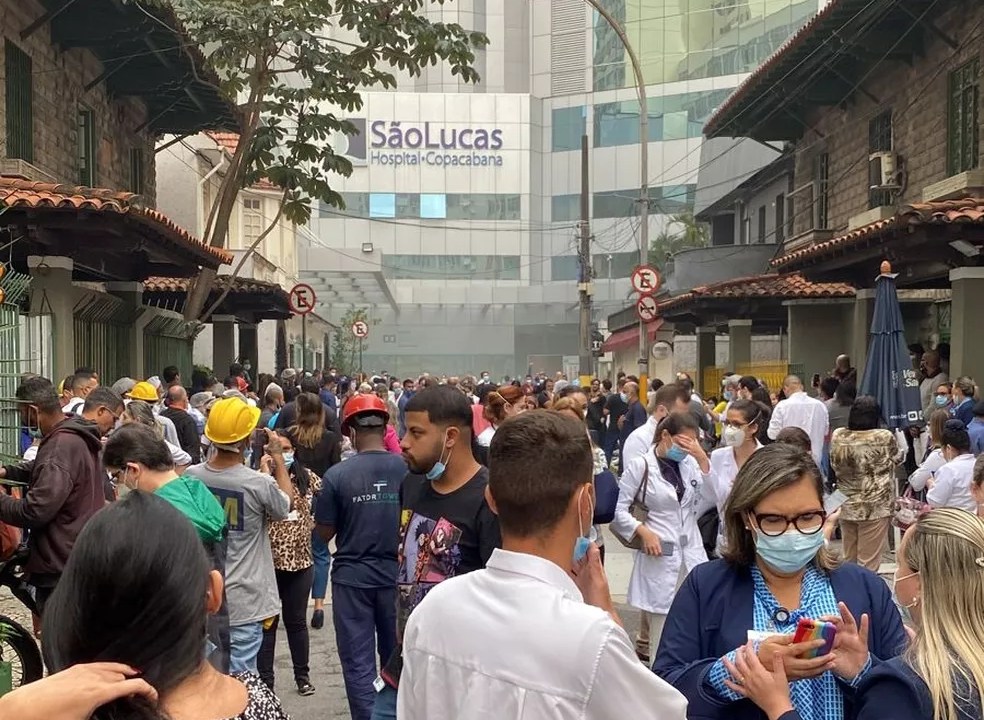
[654,443,906,720]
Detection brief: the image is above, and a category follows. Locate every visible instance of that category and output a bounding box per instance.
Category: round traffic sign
[351,320,369,338]
[631,265,661,296]
[288,283,317,315]
[636,294,659,323]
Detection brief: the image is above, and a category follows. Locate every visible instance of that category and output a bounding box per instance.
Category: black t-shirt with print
[380,466,501,688]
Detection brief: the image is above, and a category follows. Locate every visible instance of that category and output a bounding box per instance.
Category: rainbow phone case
[791,618,836,658]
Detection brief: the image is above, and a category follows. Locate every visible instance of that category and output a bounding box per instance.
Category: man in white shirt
[768,375,829,466]
[398,411,688,720]
[621,383,691,467]
[63,371,99,415]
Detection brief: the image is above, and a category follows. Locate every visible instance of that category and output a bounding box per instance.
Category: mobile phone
[824,489,848,514]
[791,618,837,658]
[661,540,675,556]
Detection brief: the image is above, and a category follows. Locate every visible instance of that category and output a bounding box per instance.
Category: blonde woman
[121,400,192,472]
[854,508,984,719]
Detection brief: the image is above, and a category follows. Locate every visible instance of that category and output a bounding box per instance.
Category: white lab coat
[611,449,709,614]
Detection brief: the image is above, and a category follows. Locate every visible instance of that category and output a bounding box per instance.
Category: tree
[647,211,710,271]
[330,308,371,375]
[160,0,489,321]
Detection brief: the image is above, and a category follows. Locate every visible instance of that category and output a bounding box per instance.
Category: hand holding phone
[791,618,837,659]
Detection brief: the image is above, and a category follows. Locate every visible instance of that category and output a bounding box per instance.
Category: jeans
[229,622,264,675]
[371,684,398,720]
[258,567,315,688]
[334,584,398,720]
[311,531,331,600]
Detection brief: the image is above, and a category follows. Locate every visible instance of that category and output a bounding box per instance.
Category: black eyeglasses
[754,510,826,537]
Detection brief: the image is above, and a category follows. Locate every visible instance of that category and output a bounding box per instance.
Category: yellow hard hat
[128,381,159,402]
[204,397,261,445]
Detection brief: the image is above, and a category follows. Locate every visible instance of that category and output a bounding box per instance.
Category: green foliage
[166,0,488,227]
[647,211,710,271]
[329,307,371,375]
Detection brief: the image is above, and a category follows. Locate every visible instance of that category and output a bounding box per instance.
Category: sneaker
[311,609,324,629]
[297,680,316,697]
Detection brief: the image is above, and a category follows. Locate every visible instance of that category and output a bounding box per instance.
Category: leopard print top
[268,467,322,572]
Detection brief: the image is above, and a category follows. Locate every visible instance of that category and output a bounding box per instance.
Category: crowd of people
[1,353,984,720]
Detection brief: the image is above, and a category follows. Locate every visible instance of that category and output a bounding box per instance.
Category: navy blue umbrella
[859,262,923,429]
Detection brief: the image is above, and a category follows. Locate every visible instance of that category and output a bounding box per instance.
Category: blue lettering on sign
[208,486,245,532]
[367,121,504,159]
[368,151,504,168]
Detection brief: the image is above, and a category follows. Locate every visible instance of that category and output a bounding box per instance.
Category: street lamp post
[582,0,650,386]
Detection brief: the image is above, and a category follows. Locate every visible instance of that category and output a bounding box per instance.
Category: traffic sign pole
[301,314,307,373]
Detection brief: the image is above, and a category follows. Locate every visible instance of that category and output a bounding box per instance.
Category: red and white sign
[631,265,661,296]
[351,320,370,338]
[288,283,317,315]
[636,294,659,323]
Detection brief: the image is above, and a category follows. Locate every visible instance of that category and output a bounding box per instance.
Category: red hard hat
[342,393,389,432]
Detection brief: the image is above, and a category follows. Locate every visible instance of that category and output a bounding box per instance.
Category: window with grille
[5,42,33,162]
[868,110,893,208]
[814,153,830,230]
[77,107,95,186]
[948,59,979,176]
[243,198,263,246]
[757,206,767,243]
[129,148,145,195]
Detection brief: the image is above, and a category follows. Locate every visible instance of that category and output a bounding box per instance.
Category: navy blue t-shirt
[314,450,406,588]
[620,400,648,446]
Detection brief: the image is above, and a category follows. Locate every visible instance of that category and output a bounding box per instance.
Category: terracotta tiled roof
[208,132,241,154]
[206,133,280,191]
[659,272,855,312]
[772,198,984,269]
[0,178,232,265]
[703,0,839,137]
[144,276,285,295]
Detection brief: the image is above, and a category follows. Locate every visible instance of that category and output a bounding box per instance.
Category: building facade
[305,0,820,378]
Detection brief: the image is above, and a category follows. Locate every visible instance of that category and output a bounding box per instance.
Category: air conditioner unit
[869,151,901,190]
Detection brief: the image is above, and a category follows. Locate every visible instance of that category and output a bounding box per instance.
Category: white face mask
[722,424,746,447]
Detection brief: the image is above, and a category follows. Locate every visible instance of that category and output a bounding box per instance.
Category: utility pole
[578,134,593,386]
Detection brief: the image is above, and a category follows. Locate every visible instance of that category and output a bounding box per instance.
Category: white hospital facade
[303,0,821,378]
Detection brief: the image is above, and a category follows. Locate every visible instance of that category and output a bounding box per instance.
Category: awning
[601,321,664,353]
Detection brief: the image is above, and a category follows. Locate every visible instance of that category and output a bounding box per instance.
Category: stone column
[850,289,876,376]
[105,281,149,379]
[786,300,851,388]
[949,268,984,381]
[212,315,237,380]
[728,319,753,370]
[28,256,75,381]
[696,326,717,395]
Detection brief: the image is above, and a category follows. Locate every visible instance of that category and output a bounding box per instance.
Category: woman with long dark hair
[40,492,290,719]
[287,391,341,630]
[256,432,320,696]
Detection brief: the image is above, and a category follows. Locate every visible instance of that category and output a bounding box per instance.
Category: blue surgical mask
[283,452,295,468]
[754,528,825,574]
[935,395,949,407]
[425,433,453,481]
[665,443,688,463]
[619,392,628,403]
[573,487,597,564]
[724,391,734,402]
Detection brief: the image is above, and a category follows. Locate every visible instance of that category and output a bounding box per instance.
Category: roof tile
[0,177,232,265]
[659,272,855,312]
[144,275,285,296]
[772,198,984,269]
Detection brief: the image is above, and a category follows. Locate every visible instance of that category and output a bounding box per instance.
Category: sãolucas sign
[368,121,505,167]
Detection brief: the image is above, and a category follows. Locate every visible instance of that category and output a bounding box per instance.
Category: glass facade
[551,250,639,281]
[552,185,696,221]
[323,192,523,221]
[593,0,817,89]
[552,106,587,151]
[593,90,732,148]
[382,254,522,280]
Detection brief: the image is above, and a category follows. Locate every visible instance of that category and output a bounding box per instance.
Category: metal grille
[551,0,586,95]
[4,41,33,163]
[948,59,980,176]
[73,293,139,383]
[0,270,32,461]
[143,314,194,383]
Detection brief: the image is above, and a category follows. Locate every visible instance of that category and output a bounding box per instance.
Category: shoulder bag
[612,462,650,550]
